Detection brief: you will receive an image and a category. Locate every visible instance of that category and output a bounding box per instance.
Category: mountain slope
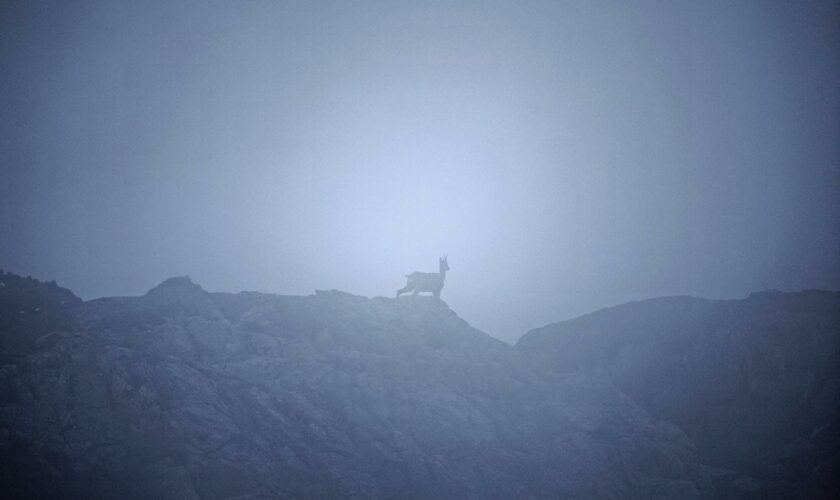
[517,290,840,499]
[0,274,712,499]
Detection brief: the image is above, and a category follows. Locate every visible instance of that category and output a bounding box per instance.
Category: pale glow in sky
[1,1,838,342]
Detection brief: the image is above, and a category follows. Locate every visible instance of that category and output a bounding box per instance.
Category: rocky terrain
[0,270,836,499]
[517,291,840,499]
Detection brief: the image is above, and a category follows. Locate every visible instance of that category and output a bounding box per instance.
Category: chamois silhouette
[397,256,449,299]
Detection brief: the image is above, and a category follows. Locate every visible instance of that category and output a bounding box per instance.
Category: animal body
[397,256,449,299]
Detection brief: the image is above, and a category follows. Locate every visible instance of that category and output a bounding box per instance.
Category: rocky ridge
[517,290,840,499]
[0,273,712,499]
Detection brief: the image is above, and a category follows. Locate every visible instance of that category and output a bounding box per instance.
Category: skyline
[2,0,838,343]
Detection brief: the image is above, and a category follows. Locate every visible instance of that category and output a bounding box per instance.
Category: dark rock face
[0,271,81,364]
[517,291,840,499]
[0,274,713,499]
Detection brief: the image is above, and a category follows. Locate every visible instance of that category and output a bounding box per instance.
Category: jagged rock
[0,270,81,363]
[0,274,715,499]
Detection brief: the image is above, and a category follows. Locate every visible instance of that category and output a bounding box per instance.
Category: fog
[2,0,838,342]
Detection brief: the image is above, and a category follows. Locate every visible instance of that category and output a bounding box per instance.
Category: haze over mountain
[518,290,840,498]
[1,271,837,499]
[1,2,838,497]
[2,1,839,343]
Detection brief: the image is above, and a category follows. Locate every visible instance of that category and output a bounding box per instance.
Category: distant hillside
[517,291,840,499]
[0,274,711,499]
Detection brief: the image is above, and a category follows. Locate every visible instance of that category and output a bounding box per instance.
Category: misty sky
[1,1,838,343]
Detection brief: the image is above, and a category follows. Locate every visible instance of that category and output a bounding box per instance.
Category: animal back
[405,272,438,280]
[405,272,443,291]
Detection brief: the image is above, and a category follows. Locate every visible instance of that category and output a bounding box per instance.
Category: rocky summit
[0,271,836,499]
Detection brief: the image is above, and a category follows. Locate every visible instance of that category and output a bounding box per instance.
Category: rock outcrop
[0,274,713,499]
[0,270,82,364]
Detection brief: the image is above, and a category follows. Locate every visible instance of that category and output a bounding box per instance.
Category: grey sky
[2,0,838,343]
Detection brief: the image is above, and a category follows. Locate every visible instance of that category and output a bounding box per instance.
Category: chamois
[397,256,449,299]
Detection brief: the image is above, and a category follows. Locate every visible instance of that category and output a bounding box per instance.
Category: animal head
[440,255,450,271]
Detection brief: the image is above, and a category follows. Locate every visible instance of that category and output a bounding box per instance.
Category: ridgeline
[0,271,837,499]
